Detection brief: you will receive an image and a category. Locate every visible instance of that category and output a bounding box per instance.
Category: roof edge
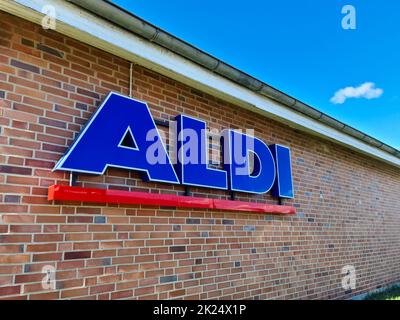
[65,0,399,160]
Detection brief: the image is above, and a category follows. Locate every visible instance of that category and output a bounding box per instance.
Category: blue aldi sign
[54,92,294,198]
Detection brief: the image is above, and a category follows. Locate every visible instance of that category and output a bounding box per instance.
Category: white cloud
[330,82,383,104]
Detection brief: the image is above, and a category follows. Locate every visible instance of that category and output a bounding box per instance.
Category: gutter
[65,0,400,160]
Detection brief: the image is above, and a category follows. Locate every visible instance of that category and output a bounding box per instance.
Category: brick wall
[0,11,399,300]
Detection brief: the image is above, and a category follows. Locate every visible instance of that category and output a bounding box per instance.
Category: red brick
[0,275,13,286]
[67,216,93,223]
[6,175,38,185]
[0,254,30,264]
[29,292,59,300]
[33,234,63,243]
[15,273,44,284]
[3,127,35,139]
[1,214,35,223]
[90,284,115,295]
[33,252,62,262]
[64,251,92,260]
[26,243,57,252]
[0,234,32,243]
[0,165,32,175]
[111,290,133,299]
[0,245,22,253]
[61,287,88,299]
[35,215,66,223]
[10,225,41,233]
[15,86,45,99]
[0,286,21,297]
[9,76,39,89]
[13,103,44,116]
[134,286,155,296]
[0,270,22,283]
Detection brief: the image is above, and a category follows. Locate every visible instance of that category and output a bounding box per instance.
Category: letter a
[54,92,179,184]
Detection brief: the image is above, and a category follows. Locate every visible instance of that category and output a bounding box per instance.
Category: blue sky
[112,0,399,150]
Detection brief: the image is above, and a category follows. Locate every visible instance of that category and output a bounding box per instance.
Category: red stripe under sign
[48,185,296,215]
